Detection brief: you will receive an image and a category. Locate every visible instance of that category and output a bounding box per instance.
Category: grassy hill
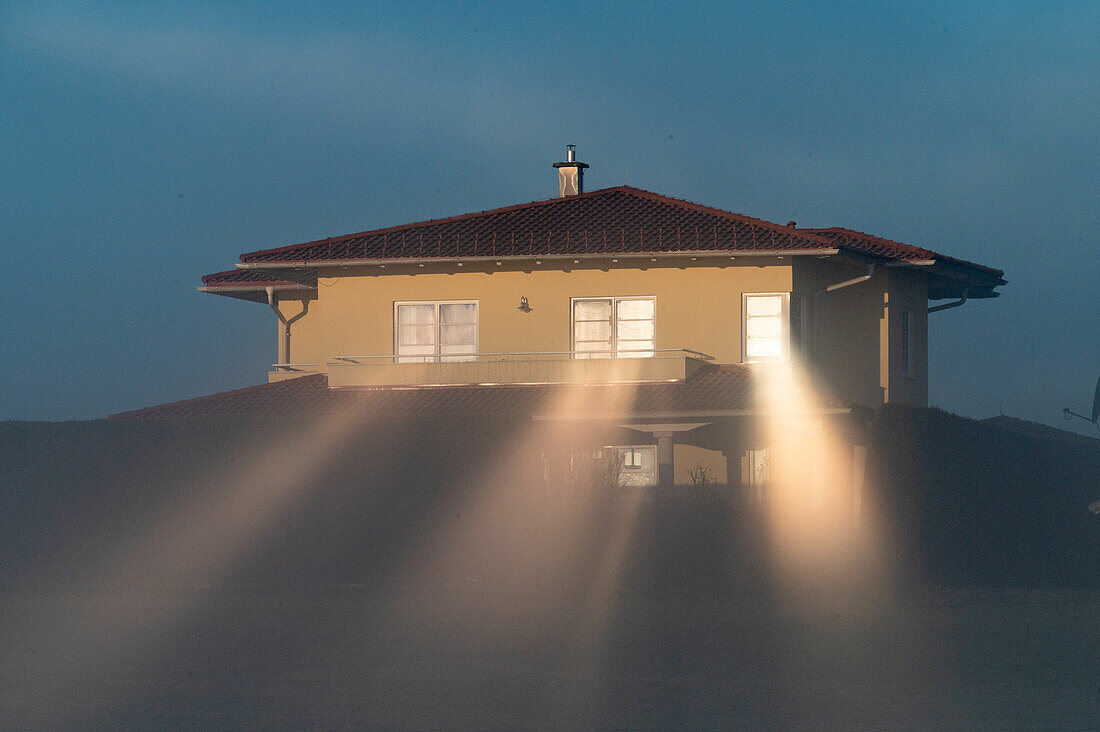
[2,405,1097,589]
[868,405,1100,586]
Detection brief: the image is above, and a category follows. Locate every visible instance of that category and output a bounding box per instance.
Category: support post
[656,432,674,489]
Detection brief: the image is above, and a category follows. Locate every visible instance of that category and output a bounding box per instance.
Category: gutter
[197,284,313,294]
[928,288,969,313]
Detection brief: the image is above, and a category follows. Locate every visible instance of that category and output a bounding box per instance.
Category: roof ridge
[239,186,837,262]
[239,186,631,262]
[618,188,839,246]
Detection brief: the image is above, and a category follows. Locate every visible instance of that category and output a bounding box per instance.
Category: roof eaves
[802,226,1004,278]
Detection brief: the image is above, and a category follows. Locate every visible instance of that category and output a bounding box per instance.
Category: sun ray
[0,401,381,727]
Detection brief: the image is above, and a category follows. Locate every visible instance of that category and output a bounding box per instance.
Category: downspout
[266,287,310,366]
[927,288,968,313]
[811,262,878,357]
[823,262,878,293]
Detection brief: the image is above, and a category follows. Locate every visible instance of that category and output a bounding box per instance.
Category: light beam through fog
[374,364,647,719]
[748,359,950,716]
[750,361,885,590]
[0,405,376,728]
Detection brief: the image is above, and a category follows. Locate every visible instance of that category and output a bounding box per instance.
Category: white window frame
[570,296,656,359]
[393,300,478,363]
[607,444,657,487]
[742,292,793,363]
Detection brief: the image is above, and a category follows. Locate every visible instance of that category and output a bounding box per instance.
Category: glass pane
[440,303,476,324]
[618,340,654,356]
[747,336,782,358]
[618,319,654,340]
[747,315,782,338]
[625,448,647,469]
[618,446,656,486]
[575,321,611,342]
[746,295,782,317]
[440,324,476,346]
[397,304,435,325]
[396,337,435,362]
[440,346,477,362]
[399,324,436,346]
[574,299,612,321]
[576,342,611,358]
[617,298,654,319]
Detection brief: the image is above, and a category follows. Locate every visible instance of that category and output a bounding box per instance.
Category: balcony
[270,349,714,388]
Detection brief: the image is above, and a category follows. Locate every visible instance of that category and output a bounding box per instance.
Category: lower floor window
[610,445,657,486]
[742,448,769,487]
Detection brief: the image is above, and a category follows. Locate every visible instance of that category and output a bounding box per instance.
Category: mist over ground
[2,406,1097,727]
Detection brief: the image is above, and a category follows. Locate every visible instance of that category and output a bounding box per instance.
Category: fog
[2,390,1097,727]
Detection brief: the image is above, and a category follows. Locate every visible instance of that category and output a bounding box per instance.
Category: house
[122,148,1005,494]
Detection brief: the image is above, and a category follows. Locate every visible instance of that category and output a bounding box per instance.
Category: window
[742,292,797,363]
[742,447,769,501]
[747,448,769,486]
[394,301,477,363]
[610,445,657,486]
[900,307,911,375]
[572,297,655,358]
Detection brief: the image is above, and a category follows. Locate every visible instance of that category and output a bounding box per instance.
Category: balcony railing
[321,348,713,388]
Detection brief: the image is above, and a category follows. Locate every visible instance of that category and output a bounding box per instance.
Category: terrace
[269,348,714,388]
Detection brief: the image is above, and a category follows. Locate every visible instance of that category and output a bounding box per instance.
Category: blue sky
[1,1,1097,430]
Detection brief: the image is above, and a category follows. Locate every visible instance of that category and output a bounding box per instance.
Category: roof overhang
[197,283,317,303]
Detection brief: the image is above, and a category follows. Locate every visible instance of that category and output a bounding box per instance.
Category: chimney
[552,144,589,197]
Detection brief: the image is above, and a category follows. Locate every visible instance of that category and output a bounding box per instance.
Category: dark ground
[3,581,1098,728]
[1,407,1098,728]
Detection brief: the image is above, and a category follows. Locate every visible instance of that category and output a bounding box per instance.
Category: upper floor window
[743,292,800,363]
[394,301,477,363]
[572,297,655,359]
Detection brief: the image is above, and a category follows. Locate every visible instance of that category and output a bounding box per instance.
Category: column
[655,431,674,489]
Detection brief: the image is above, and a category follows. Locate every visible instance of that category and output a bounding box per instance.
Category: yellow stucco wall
[882,267,929,406]
[264,256,927,408]
[283,261,793,367]
[793,258,929,407]
[673,443,728,486]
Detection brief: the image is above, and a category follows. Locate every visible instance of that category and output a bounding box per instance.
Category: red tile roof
[802,227,1004,277]
[226,187,993,275]
[109,364,844,422]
